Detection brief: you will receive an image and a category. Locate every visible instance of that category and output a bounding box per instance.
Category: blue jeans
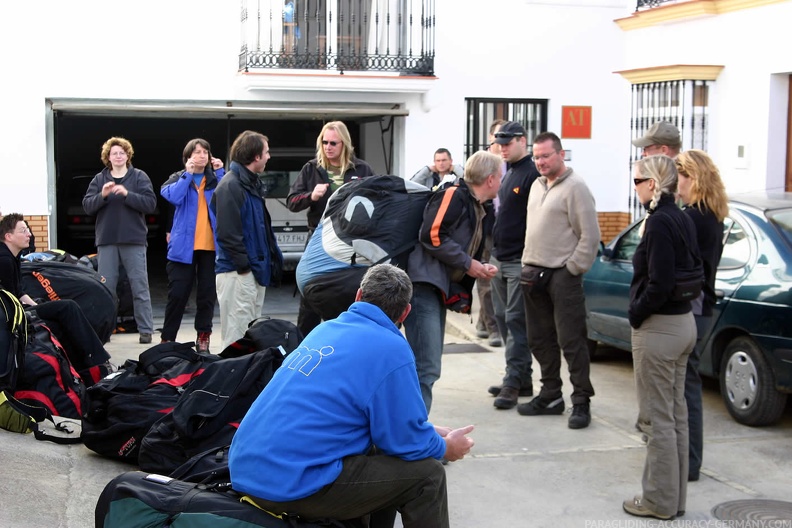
[490,258,532,389]
[404,283,446,414]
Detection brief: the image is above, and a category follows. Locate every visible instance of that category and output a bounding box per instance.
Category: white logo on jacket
[285,345,334,376]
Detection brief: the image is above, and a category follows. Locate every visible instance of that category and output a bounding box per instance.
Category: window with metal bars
[628,80,711,219]
[464,98,548,159]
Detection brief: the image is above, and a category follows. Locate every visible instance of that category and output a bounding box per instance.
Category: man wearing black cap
[486,121,539,410]
[632,121,682,158]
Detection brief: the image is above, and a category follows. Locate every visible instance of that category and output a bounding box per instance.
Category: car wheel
[719,336,787,426]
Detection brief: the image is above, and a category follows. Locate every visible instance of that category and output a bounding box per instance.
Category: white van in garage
[260,170,310,271]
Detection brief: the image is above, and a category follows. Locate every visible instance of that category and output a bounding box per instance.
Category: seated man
[229,263,474,528]
[0,213,112,385]
[410,148,464,191]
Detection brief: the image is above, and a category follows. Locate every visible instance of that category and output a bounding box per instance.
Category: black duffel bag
[81,341,218,462]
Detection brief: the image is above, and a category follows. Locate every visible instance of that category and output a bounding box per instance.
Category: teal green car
[584,192,792,426]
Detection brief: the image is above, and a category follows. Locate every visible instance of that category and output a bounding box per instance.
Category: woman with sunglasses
[675,149,728,482]
[286,121,374,336]
[623,155,700,521]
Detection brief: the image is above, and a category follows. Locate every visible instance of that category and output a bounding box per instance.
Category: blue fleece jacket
[161,167,224,264]
[229,301,446,502]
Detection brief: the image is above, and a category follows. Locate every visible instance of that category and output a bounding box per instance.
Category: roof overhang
[47,98,409,120]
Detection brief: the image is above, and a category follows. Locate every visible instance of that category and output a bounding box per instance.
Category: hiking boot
[622,496,673,520]
[568,402,591,429]
[488,332,503,347]
[493,386,519,410]
[197,332,211,353]
[139,333,152,344]
[488,384,533,397]
[517,396,565,416]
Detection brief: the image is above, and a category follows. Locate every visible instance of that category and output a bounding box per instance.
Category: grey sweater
[82,166,157,246]
[521,168,600,276]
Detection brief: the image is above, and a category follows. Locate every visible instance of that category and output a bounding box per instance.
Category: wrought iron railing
[636,0,683,9]
[239,0,435,76]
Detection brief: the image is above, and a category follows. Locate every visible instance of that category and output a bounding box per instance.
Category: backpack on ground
[168,444,231,485]
[0,288,27,392]
[21,260,116,344]
[14,318,87,420]
[95,471,350,528]
[219,317,302,359]
[0,389,82,443]
[138,348,287,475]
[81,341,219,462]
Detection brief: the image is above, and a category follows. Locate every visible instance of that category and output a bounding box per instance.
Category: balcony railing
[636,0,686,9]
[239,0,436,76]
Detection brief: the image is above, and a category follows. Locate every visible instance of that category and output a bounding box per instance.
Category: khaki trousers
[216,271,266,350]
[632,312,696,517]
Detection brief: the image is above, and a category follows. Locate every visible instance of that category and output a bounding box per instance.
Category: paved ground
[1,276,791,527]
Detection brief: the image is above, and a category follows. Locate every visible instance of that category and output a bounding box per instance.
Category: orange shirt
[194,179,215,251]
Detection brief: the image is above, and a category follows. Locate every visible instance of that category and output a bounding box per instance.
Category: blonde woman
[675,149,728,482]
[286,121,374,336]
[624,155,699,520]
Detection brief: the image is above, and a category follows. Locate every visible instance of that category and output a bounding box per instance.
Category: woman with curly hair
[675,149,728,482]
[623,154,700,521]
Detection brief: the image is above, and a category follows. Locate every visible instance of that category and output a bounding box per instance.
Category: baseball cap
[631,121,681,148]
[493,121,527,145]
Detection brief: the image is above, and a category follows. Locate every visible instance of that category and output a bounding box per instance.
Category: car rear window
[767,210,792,248]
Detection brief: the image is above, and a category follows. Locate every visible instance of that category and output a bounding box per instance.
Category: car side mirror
[600,241,613,260]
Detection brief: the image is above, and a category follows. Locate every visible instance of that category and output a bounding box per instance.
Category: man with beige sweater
[518,132,600,429]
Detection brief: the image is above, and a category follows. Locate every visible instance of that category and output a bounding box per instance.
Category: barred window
[465,98,548,159]
[629,79,711,218]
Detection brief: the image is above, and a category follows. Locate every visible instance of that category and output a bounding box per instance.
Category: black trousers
[29,299,111,378]
[161,251,217,342]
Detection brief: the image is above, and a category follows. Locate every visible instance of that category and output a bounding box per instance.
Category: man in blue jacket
[210,131,283,349]
[229,264,475,528]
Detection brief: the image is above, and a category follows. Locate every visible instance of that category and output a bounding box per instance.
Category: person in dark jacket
[404,151,500,413]
[160,138,225,352]
[211,131,283,350]
[623,155,699,521]
[486,121,539,410]
[0,213,112,386]
[82,137,157,344]
[286,121,373,336]
[675,149,728,482]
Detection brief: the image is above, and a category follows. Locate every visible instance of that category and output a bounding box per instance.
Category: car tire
[719,336,787,426]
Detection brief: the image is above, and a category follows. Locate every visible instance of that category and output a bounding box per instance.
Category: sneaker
[488,384,533,397]
[622,496,673,520]
[139,333,152,344]
[517,396,565,416]
[493,386,519,410]
[197,332,211,353]
[475,328,490,338]
[568,402,591,429]
[488,332,503,347]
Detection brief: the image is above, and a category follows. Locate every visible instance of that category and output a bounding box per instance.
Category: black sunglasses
[633,178,651,186]
[322,140,339,146]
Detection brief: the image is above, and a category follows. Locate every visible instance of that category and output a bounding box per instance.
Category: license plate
[276,232,308,245]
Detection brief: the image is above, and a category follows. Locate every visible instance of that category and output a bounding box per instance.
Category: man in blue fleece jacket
[229,264,475,528]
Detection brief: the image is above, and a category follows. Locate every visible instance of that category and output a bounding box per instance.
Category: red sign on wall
[561,106,592,139]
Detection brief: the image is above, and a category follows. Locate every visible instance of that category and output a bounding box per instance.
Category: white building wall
[620,0,792,195]
[5,0,789,227]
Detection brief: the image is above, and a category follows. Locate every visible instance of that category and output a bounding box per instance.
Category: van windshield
[259,171,296,199]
